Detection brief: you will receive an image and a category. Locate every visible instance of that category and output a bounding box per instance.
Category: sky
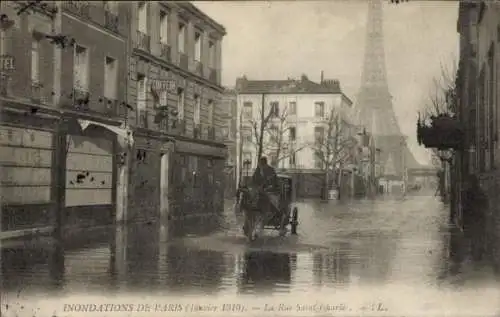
[195,0,459,165]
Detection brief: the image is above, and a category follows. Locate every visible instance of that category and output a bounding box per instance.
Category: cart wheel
[290,207,298,235]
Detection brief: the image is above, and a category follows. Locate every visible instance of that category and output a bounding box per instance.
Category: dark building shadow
[237,251,294,294]
[1,238,65,293]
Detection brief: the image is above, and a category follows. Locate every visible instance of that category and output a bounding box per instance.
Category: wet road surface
[1,195,500,316]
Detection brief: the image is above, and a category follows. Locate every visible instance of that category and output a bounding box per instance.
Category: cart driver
[252,156,278,192]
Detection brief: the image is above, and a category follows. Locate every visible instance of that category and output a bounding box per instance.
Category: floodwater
[1,195,500,317]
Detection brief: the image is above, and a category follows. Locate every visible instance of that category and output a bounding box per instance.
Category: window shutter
[10,27,29,97]
[40,40,54,104]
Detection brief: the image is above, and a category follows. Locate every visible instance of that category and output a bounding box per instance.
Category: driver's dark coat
[252,164,278,189]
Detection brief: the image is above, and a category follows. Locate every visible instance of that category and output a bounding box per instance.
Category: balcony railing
[30,81,43,103]
[63,1,90,18]
[104,10,119,33]
[160,43,171,62]
[0,73,9,96]
[137,109,148,128]
[208,67,217,83]
[193,123,201,139]
[207,126,215,140]
[179,53,188,70]
[177,118,186,135]
[103,97,125,118]
[135,30,150,52]
[159,118,169,132]
[194,61,203,77]
[73,87,90,111]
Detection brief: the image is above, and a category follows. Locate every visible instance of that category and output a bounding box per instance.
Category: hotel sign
[149,79,176,92]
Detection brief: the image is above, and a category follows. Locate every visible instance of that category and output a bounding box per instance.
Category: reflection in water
[161,244,226,293]
[313,245,351,287]
[2,197,499,302]
[237,251,296,294]
[1,241,66,292]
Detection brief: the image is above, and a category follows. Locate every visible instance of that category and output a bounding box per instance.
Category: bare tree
[420,59,458,167]
[310,107,357,198]
[419,59,458,202]
[247,105,305,168]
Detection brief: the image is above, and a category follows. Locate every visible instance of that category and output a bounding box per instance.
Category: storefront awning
[175,139,227,159]
[77,119,134,148]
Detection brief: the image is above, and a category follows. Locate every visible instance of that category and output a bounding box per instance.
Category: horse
[237,184,269,241]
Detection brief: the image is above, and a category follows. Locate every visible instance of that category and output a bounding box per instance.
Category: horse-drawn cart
[238,174,299,241]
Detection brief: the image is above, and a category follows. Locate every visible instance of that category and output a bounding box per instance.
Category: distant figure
[252,156,280,215]
[252,156,278,191]
[462,174,488,262]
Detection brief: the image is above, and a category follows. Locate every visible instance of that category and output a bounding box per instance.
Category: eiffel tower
[355,0,420,180]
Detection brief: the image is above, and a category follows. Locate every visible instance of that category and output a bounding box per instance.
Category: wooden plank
[65,171,112,189]
[175,140,227,158]
[0,126,53,148]
[66,152,113,172]
[1,166,52,186]
[1,186,51,204]
[0,146,52,167]
[66,135,113,156]
[65,188,112,207]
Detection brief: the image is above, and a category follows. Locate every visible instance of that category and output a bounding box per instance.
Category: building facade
[454,2,500,265]
[221,88,237,198]
[126,1,227,225]
[0,1,227,236]
[235,75,357,198]
[0,1,130,235]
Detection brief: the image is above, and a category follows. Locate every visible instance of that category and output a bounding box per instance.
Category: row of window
[240,125,340,145]
[137,2,217,67]
[242,100,327,118]
[31,33,215,126]
[241,126,296,143]
[241,152,297,168]
[136,74,214,125]
[28,37,119,99]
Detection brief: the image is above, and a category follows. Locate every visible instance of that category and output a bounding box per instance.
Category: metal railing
[104,10,119,33]
[193,123,201,139]
[179,53,188,70]
[160,43,171,61]
[208,67,217,83]
[103,97,124,118]
[63,1,90,18]
[73,86,90,110]
[135,30,150,52]
[195,60,203,77]
[207,126,216,140]
[138,109,148,128]
[30,81,43,102]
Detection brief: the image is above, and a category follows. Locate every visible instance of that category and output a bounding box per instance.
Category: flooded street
[1,195,500,316]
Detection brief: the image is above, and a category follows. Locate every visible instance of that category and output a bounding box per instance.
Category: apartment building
[235,74,356,198]
[221,88,238,198]
[0,1,58,233]
[0,1,130,234]
[454,2,500,264]
[59,1,130,229]
[127,2,227,223]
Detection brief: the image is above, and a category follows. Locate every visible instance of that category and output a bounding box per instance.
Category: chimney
[235,76,247,92]
[320,71,324,83]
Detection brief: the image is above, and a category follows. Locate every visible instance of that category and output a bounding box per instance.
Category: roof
[178,2,226,36]
[235,75,343,95]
